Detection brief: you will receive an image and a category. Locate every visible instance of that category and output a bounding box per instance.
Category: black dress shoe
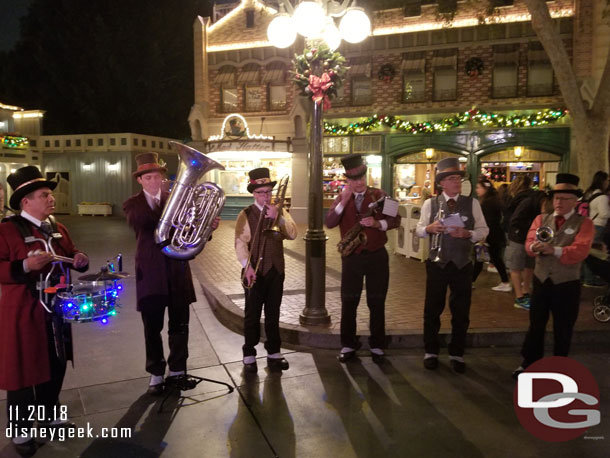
[371,353,385,364]
[243,361,258,373]
[423,357,439,370]
[12,438,37,457]
[338,351,357,363]
[512,366,524,380]
[450,359,466,374]
[267,357,289,371]
[146,383,164,396]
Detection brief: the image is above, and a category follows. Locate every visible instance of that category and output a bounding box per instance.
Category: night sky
[0,0,32,52]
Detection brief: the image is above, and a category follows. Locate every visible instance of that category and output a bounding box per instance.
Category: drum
[56,280,123,322]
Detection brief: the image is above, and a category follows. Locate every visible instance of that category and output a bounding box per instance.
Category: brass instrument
[337,195,385,257]
[536,226,554,244]
[241,176,290,288]
[429,205,445,263]
[155,141,226,260]
[263,175,290,241]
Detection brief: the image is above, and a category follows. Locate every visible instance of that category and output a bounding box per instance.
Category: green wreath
[465,57,484,78]
[378,63,396,82]
[292,41,348,101]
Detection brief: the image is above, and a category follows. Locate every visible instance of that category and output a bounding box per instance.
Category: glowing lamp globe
[322,21,341,51]
[339,7,371,44]
[293,1,325,38]
[267,14,297,48]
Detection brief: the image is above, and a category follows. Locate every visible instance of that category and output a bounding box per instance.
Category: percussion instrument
[56,280,123,323]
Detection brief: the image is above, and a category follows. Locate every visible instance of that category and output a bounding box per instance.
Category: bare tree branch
[524,0,587,120]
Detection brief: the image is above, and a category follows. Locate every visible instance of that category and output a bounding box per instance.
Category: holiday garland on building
[292,41,348,110]
[0,135,29,148]
[324,108,568,135]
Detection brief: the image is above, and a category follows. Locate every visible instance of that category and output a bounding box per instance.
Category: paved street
[1,216,609,458]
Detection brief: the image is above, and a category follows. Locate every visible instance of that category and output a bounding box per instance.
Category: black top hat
[548,173,583,197]
[247,167,277,193]
[341,154,367,179]
[435,157,465,183]
[7,166,57,211]
[133,152,167,177]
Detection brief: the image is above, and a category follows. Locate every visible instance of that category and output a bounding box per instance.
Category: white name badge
[564,228,575,235]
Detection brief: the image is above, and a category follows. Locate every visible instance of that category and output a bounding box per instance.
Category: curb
[199,277,610,350]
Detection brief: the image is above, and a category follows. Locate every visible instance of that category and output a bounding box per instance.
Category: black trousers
[340,247,389,349]
[473,241,509,283]
[243,266,284,357]
[6,318,67,431]
[140,294,190,376]
[521,278,580,367]
[424,260,473,356]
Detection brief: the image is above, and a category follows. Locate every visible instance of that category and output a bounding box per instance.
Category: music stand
[158,373,234,413]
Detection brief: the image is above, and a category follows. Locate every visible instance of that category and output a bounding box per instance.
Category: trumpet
[28,249,74,264]
[430,206,445,263]
[536,226,554,244]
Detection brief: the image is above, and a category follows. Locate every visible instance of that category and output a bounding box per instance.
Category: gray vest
[428,195,475,269]
[534,212,585,284]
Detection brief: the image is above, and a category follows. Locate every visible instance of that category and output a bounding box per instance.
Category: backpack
[576,191,603,219]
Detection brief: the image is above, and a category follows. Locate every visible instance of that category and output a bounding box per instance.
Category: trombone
[240,176,290,289]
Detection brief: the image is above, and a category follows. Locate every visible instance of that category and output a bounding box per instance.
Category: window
[66,139,71,147]
[87,139,93,146]
[134,138,139,146]
[492,44,519,98]
[352,78,372,105]
[268,84,286,111]
[527,42,553,96]
[110,138,116,146]
[349,59,372,105]
[402,51,426,102]
[159,141,164,149]
[121,137,127,146]
[152,140,156,148]
[54,140,60,147]
[142,139,147,147]
[97,138,103,146]
[221,87,238,112]
[45,140,50,147]
[30,140,37,147]
[76,139,81,146]
[432,49,457,101]
[245,85,265,111]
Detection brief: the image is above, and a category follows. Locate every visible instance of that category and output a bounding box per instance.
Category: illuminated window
[432,49,457,101]
[492,44,519,98]
[402,51,426,102]
[221,87,238,112]
[269,85,286,111]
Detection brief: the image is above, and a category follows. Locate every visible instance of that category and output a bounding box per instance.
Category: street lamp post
[267,0,371,326]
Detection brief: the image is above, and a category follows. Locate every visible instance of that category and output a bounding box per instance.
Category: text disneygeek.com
[5,424,132,441]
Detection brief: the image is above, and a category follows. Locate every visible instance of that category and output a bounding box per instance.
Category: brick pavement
[193,219,607,344]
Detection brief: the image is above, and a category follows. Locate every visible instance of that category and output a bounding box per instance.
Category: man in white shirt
[416,157,488,373]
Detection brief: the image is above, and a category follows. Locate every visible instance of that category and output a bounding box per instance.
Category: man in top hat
[0,166,89,455]
[235,167,297,373]
[513,173,594,378]
[325,154,401,364]
[416,157,488,373]
[123,152,219,395]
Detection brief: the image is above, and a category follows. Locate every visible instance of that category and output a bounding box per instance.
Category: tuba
[155,141,226,260]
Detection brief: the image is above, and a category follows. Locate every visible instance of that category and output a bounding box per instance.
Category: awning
[237,65,261,84]
[262,63,286,83]
[349,62,371,78]
[431,52,457,69]
[402,57,425,73]
[214,67,236,85]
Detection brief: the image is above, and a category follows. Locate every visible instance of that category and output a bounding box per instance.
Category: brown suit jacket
[123,191,196,310]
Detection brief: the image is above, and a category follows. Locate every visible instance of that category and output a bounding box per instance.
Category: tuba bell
[155,141,226,260]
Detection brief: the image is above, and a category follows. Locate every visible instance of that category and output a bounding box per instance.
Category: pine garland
[324,108,568,135]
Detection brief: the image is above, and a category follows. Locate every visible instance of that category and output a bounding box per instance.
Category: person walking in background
[504,176,538,309]
[513,174,594,378]
[581,170,609,287]
[472,178,511,291]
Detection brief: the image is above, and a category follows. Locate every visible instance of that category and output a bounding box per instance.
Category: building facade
[185,0,601,222]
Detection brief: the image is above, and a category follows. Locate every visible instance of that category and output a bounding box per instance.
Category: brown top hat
[7,166,57,211]
[341,153,367,179]
[247,168,277,193]
[435,157,465,183]
[548,173,583,197]
[133,152,167,178]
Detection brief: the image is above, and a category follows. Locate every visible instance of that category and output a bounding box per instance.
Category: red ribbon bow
[308,73,332,110]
